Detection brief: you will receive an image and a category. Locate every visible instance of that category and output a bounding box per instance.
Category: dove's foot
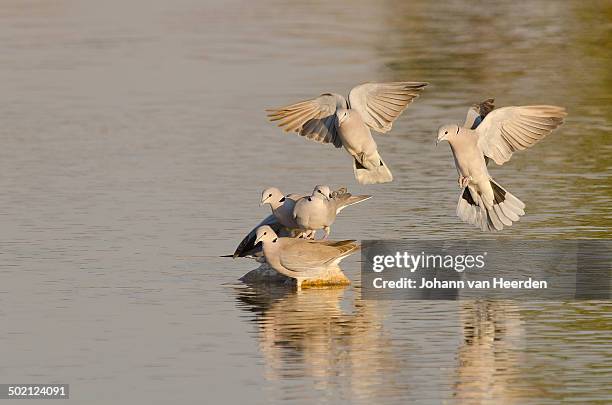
[296,230,315,239]
[458,175,473,188]
[322,226,331,239]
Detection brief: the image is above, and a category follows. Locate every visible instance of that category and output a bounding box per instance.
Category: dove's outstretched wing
[348,82,428,133]
[266,93,348,147]
[475,105,567,165]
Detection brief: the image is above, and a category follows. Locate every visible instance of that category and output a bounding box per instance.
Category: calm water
[1,0,610,404]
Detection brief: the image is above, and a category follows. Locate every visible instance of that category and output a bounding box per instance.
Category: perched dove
[293,185,372,238]
[232,187,304,259]
[267,81,428,184]
[260,187,305,232]
[253,225,360,288]
[437,104,567,231]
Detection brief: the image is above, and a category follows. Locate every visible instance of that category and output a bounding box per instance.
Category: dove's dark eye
[268,193,272,197]
[263,232,267,235]
[444,131,448,135]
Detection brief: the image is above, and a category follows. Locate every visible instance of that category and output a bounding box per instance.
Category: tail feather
[492,204,512,226]
[335,194,372,213]
[457,179,525,232]
[353,154,393,185]
[457,188,489,230]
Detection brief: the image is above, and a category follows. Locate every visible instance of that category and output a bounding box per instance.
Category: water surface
[0,0,610,403]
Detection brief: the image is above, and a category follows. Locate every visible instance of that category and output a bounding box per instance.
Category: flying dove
[266,81,428,184]
[293,185,372,238]
[253,225,360,288]
[437,103,567,231]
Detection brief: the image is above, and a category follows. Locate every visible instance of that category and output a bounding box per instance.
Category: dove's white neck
[446,127,477,147]
[268,198,283,210]
[261,239,281,264]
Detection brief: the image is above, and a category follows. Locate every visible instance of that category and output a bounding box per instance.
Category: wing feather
[233,214,283,258]
[266,93,347,148]
[476,105,567,165]
[348,81,428,133]
[279,239,359,271]
[463,98,495,129]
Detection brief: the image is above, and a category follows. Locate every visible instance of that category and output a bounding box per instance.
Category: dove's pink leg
[459,175,472,188]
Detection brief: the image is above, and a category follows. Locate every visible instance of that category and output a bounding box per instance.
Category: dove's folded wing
[475,105,567,165]
[348,82,428,133]
[279,239,359,271]
[266,93,347,147]
[234,214,283,258]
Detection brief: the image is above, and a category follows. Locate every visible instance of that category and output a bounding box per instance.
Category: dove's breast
[294,198,330,229]
[450,133,488,181]
[337,111,377,157]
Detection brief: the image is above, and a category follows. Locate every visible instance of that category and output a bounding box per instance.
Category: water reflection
[235,284,611,403]
[454,301,527,403]
[235,284,405,402]
[235,283,520,403]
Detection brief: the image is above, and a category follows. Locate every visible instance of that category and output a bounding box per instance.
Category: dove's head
[336,109,351,126]
[254,225,278,246]
[312,185,332,201]
[260,187,284,207]
[436,124,460,146]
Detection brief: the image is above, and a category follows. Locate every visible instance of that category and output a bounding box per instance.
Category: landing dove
[437,103,567,231]
[253,225,360,288]
[293,185,372,238]
[267,81,428,184]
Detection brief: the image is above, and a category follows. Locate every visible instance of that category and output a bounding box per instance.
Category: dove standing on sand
[437,102,566,231]
[253,225,360,288]
[293,185,372,238]
[267,81,428,184]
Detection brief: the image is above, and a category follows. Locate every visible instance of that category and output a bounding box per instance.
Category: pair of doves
[233,185,370,260]
[267,83,566,231]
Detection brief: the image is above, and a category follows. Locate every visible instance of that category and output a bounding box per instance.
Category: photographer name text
[372,277,547,289]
